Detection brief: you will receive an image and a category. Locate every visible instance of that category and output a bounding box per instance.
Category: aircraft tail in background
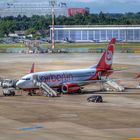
[30,63,35,73]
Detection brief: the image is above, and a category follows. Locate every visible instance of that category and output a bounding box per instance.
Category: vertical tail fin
[96,38,116,70]
[30,63,35,73]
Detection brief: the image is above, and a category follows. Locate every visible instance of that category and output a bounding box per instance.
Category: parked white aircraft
[16,38,117,94]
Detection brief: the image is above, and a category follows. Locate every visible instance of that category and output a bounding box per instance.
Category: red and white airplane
[16,38,116,94]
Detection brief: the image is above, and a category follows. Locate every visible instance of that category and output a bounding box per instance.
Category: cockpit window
[22,78,31,81]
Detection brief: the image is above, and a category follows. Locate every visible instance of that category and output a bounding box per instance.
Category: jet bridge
[32,75,59,97]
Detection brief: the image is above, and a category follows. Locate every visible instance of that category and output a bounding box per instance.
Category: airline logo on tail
[105,45,114,65]
[96,38,116,70]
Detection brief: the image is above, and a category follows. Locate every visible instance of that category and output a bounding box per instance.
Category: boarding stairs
[33,75,58,97]
[104,79,125,92]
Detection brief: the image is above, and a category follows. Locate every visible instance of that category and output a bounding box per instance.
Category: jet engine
[62,83,81,94]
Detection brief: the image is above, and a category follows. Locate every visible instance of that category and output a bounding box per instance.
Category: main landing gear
[28,90,36,96]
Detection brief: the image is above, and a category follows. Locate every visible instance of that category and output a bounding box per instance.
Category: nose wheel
[28,92,33,96]
[28,90,36,96]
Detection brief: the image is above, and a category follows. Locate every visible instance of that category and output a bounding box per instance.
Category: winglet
[30,63,35,73]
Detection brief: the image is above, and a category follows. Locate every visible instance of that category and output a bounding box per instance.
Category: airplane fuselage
[17,68,97,90]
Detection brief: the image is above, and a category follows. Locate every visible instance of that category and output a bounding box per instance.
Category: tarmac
[0,52,140,140]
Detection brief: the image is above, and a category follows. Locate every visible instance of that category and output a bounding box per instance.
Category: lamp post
[49,0,57,50]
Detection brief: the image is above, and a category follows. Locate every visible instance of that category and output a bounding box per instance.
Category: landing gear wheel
[77,89,82,93]
[28,93,32,96]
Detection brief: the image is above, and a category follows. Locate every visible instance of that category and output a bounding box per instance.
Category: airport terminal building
[50,25,140,42]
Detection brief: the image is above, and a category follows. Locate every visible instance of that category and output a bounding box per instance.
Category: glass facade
[82,30,88,40]
[107,30,112,40]
[101,30,106,40]
[120,30,126,40]
[95,30,100,40]
[89,30,93,40]
[127,30,134,40]
[134,30,140,40]
[51,27,140,42]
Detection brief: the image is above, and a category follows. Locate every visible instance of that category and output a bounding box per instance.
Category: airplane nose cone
[16,80,25,89]
[16,80,34,89]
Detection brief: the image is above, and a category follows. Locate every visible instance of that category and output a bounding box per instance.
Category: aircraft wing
[64,79,107,87]
[67,76,139,87]
[107,68,128,73]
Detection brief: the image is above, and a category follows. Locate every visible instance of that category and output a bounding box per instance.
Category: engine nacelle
[62,83,81,94]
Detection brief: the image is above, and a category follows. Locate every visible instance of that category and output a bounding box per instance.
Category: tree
[0,20,16,37]
[0,11,140,37]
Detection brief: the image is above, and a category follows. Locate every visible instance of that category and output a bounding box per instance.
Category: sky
[2,0,140,13]
[67,0,140,13]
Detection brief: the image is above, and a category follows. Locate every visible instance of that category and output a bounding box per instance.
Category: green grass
[42,42,140,49]
[0,43,25,49]
[116,43,140,49]
[0,42,140,49]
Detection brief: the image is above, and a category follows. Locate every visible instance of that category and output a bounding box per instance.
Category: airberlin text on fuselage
[39,73,73,83]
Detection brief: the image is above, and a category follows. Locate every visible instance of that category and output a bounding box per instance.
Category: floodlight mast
[49,0,57,50]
